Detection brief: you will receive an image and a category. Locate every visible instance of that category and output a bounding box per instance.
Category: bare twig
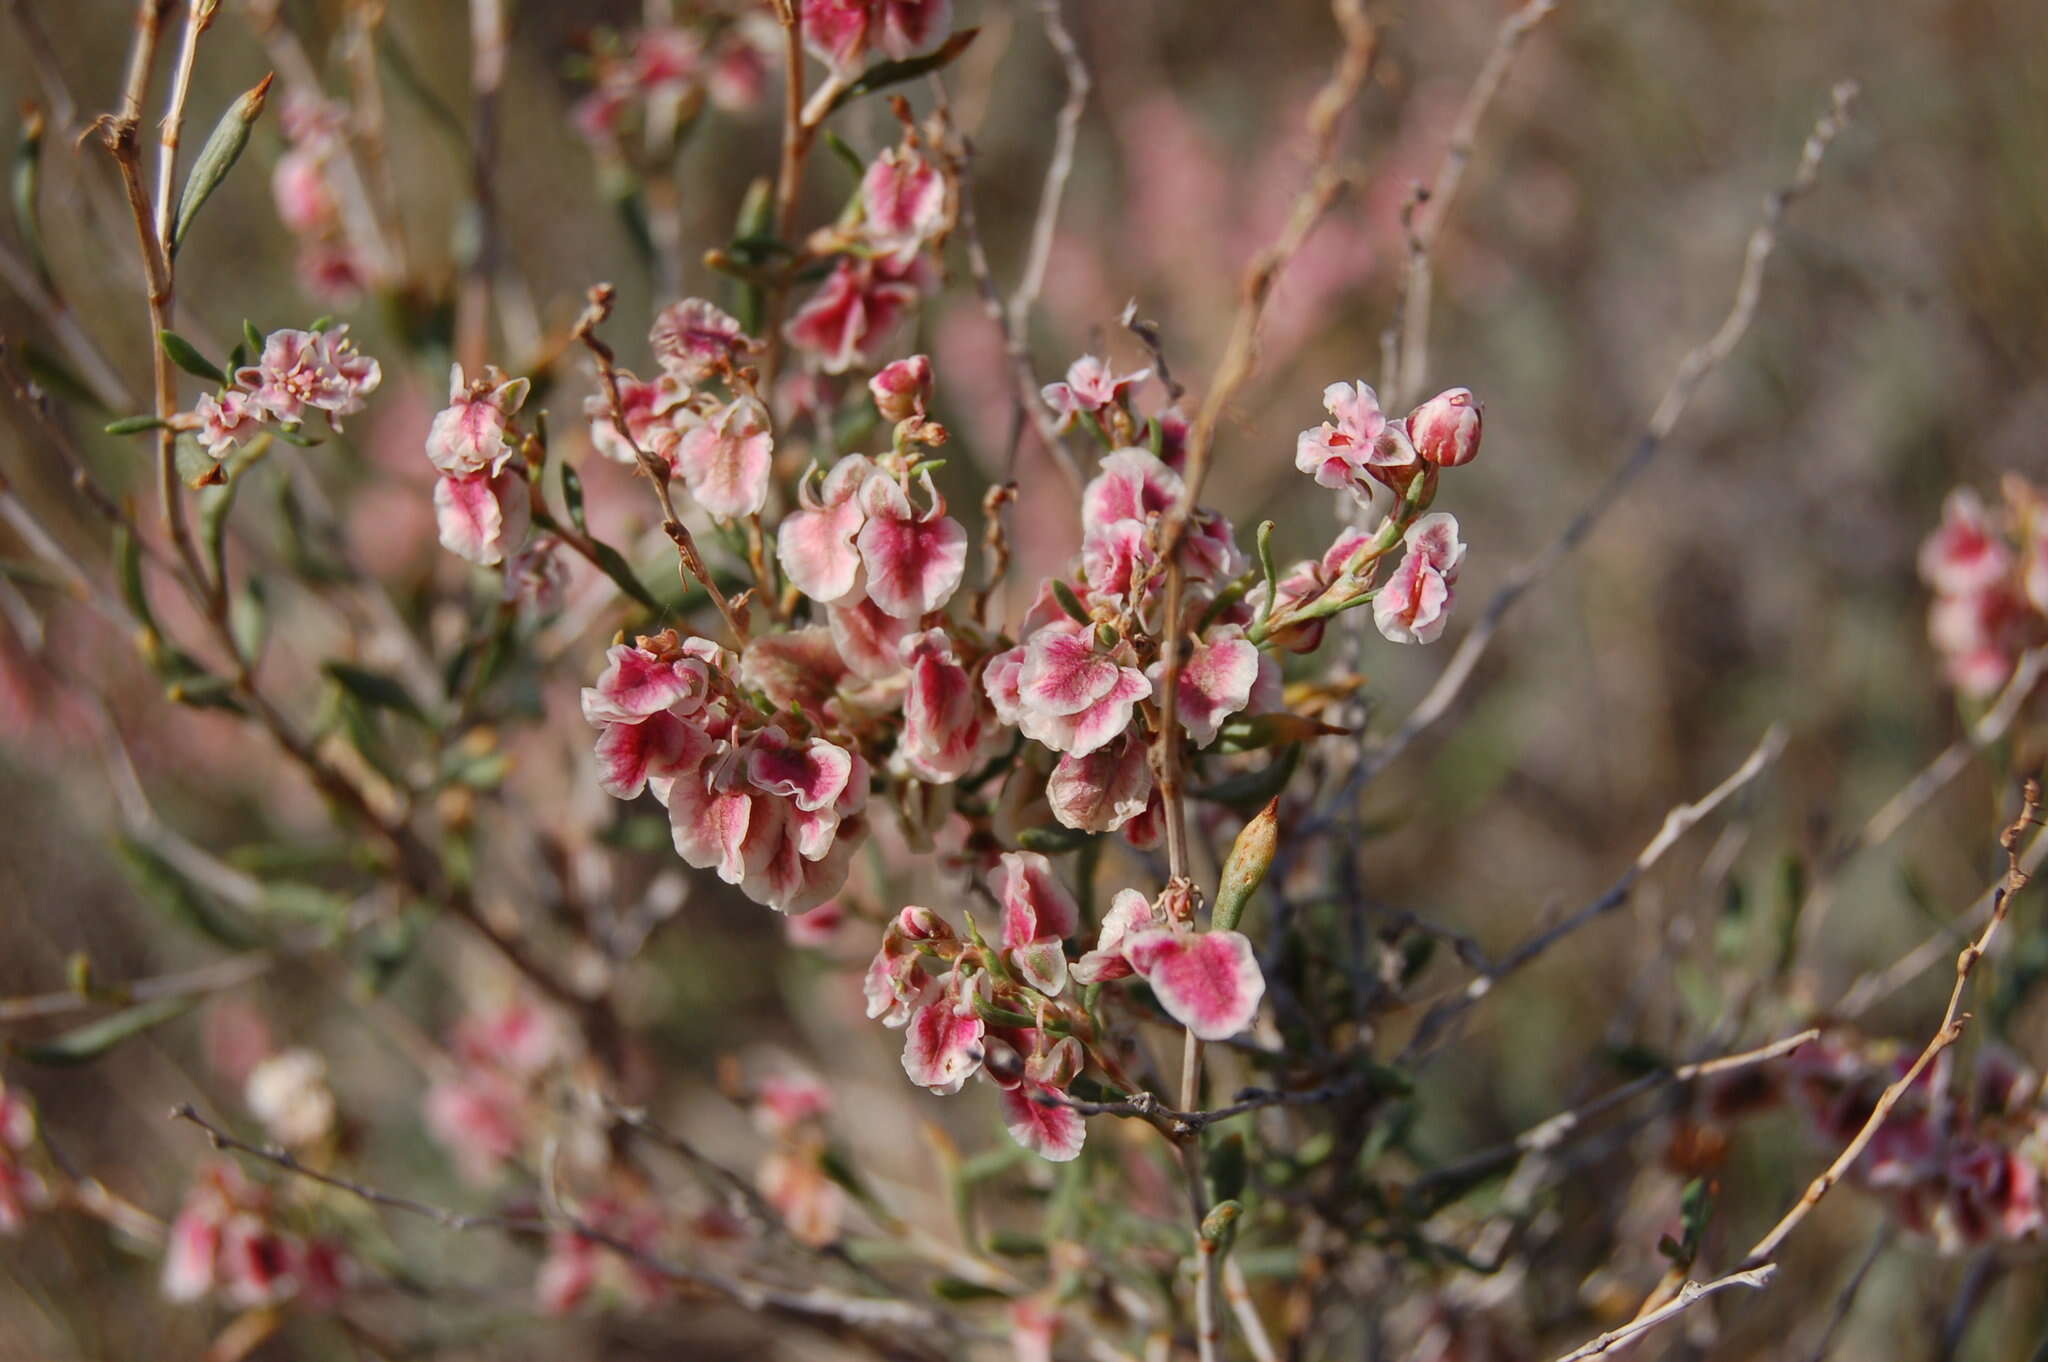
[1007,0,1088,342]
[454,0,509,376]
[0,954,272,1024]
[1386,0,1558,410]
[1401,726,1785,1062]
[1358,83,1858,790]
[1547,782,2039,1361]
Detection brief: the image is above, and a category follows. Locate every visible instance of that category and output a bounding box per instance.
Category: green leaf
[159,330,225,384]
[930,1276,1011,1303]
[1050,578,1091,625]
[1016,825,1091,854]
[1254,520,1279,628]
[229,578,268,661]
[323,662,427,725]
[113,525,156,632]
[17,996,193,1066]
[242,319,265,356]
[985,1231,1046,1257]
[174,434,225,489]
[821,130,866,184]
[103,414,168,436]
[1211,712,1348,754]
[171,73,273,254]
[584,535,662,613]
[559,462,588,534]
[114,837,263,950]
[826,29,981,115]
[13,109,49,286]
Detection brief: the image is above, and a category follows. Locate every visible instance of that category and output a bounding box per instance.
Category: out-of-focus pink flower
[1010,1297,1062,1362]
[536,1198,668,1315]
[786,900,846,946]
[0,1084,44,1235]
[1374,512,1465,645]
[1408,386,1483,467]
[271,148,334,234]
[802,0,952,69]
[1041,354,1150,429]
[434,467,529,567]
[504,534,571,614]
[424,1073,528,1184]
[244,1048,335,1149]
[650,297,752,384]
[673,394,774,518]
[295,241,371,306]
[1919,490,2011,596]
[1124,928,1265,1040]
[709,16,778,112]
[426,363,529,477]
[862,145,948,265]
[785,256,921,375]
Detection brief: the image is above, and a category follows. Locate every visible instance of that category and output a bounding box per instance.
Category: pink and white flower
[785,256,921,374]
[1124,928,1266,1040]
[862,145,948,266]
[1373,512,1465,645]
[1295,380,1413,502]
[1042,354,1150,428]
[650,297,753,383]
[434,467,529,567]
[426,364,529,476]
[856,471,968,619]
[673,394,774,518]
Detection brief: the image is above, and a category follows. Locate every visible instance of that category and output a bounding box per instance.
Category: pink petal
[593,712,696,799]
[434,469,528,566]
[828,597,914,679]
[1008,940,1068,996]
[902,998,985,1095]
[1125,929,1265,1040]
[674,396,773,519]
[582,643,710,723]
[1045,734,1153,833]
[993,850,1081,945]
[999,1083,1085,1162]
[856,474,967,618]
[1151,633,1260,747]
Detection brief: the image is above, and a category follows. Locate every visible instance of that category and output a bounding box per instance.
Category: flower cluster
[162,1161,351,1309]
[1757,1033,2048,1252]
[1919,478,2048,697]
[751,1072,845,1246]
[0,1082,45,1235]
[423,1001,570,1184]
[584,629,871,913]
[785,123,951,374]
[537,1197,671,1316]
[425,362,534,566]
[570,15,776,146]
[177,325,382,464]
[864,857,1265,1161]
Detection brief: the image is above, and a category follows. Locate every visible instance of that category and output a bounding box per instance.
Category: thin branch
[1357,82,1858,790]
[0,953,272,1024]
[1386,0,1558,411]
[1006,0,1088,341]
[1546,782,2040,1361]
[454,0,508,376]
[1401,725,1785,1063]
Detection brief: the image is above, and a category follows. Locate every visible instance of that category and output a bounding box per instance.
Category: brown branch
[454,0,509,376]
[1007,0,1088,341]
[1386,0,1558,410]
[1357,82,1858,791]
[1546,781,2040,1362]
[1400,726,1785,1064]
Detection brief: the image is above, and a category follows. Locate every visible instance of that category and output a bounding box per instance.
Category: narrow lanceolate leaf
[827,29,980,115]
[559,462,588,534]
[171,72,274,254]
[104,414,169,435]
[12,107,50,286]
[114,837,263,950]
[159,330,225,385]
[17,996,194,1066]
[323,661,427,724]
[1212,797,1279,934]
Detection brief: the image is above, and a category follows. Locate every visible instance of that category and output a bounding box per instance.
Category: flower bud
[1408,387,1482,467]
[1212,797,1279,933]
[869,354,934,423]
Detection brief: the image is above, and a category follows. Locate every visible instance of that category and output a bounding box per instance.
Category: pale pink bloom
[244,1048,335,1149]
[741,626,855,712]
[1010,1298,1062,1362]
[504,534,571,614]
[876,0,951,57]
[0,1086,42,1235]
[900,629,998,782]
[586,368,694,467]
[864,912,935,1025]
[192,389,265,459]
[424,1073,527,1183]
[452,1002,565,1077]
[993,850,1081,944]
[862,146,948,265]
[1072,888,1162,984]
[708,16,778,111]
[161,1200,224,1300]
[759,1146,847,1245]
[536,1198,668,1315]
[271,148,334,234]
[856,471,968,618]
[1045,732,1154,833]
[426,363,529,476]
[1042,354,1150,428]
[999,1083,1085,1162]
[1017,630,1151,757]
[295,240,370,306]
[239,326,380,426]
[902,982,986,1095]
[779,454,876,604]
[1373,512,1465,645]
[786,900,846,947]
[1082,448,1243,587]
[1919,490,2011,596]
[754,1073,834,1135]
[785,256,921,374]
[1927,586,2029,697]
[1295,380,1412,499]
[630,25,704,93]
[1148,631,1260,746]
[650,297,752,383]
[581,640,713,724]
[1125,928,1266,1040]
[161,1163,268,1303]
[1408,386,1483,467]
[434,467,529,566]
[870,354,935,422]
[826,599,910,682]
[673,394,774,518]
[801,0,872,69]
